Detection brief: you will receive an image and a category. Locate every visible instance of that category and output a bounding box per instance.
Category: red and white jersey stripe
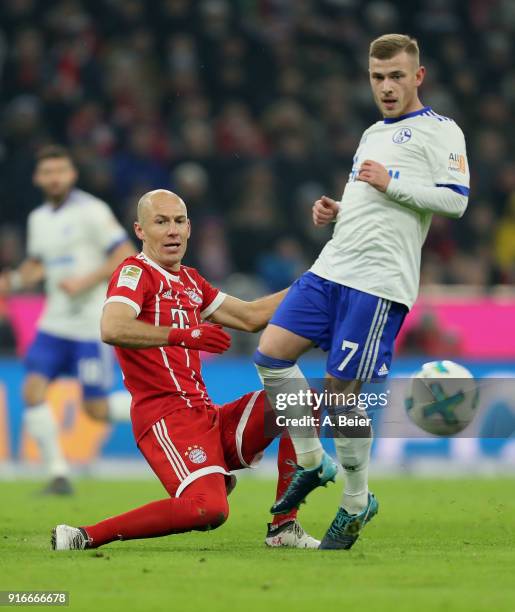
[105,253,226,442]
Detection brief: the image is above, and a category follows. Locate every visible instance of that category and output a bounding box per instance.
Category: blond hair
[369,34,420,65]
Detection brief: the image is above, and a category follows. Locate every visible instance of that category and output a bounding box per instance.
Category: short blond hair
[369,34,419,65]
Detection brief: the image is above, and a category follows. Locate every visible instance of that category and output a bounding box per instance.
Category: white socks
[24,403,69,477]
[107,391,131,422]
[255,363,323,468]
[334,435,372,515]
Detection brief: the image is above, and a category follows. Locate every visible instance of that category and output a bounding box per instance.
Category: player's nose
[381,83,393,94]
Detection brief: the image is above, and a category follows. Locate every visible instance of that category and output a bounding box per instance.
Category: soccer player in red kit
[51,189,318,550]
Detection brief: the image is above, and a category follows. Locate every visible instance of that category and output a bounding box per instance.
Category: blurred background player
[0,145,135,494]
[254,34,470,549]
[52,189,318,550]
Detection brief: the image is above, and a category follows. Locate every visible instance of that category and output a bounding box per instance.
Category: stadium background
[1,0,514,474]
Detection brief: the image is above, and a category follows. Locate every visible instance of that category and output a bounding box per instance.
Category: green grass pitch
[1,476,514,611]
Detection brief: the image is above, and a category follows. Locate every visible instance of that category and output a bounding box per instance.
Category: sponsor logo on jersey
[448,152,466,174]
[185,445,207,464]
[185,289,202,304]
[392,127,412,144]
[161,289,175,300]
[117,265,142,290]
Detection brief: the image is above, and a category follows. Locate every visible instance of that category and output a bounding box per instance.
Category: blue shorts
[24,331,114,399]
[270,272,408,381]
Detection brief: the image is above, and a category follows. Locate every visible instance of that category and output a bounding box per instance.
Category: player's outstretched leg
[51,474,228,550]
[265,434,320,548]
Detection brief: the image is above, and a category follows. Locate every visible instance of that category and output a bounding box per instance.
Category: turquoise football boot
[270,452,338,515]
[319,492,379,550]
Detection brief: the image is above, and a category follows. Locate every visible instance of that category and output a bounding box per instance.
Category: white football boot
[265,520,320,549]
[51,525,90,550]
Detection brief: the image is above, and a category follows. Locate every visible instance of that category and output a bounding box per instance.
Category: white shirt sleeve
[385,121,470,218]
[425,121,470,195]
[87,200,128,253]
[386,180,468,218]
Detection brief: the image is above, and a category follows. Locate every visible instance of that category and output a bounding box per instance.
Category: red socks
[82,474,228,548]
[272,434,298,526]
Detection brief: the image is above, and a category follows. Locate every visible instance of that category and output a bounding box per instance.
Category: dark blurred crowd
[1,0,515,292]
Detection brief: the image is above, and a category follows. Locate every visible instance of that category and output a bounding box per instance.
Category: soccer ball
[405,360,479,436]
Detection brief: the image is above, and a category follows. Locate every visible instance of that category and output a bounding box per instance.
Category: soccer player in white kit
[0,146,135,494]
[254,34,470,549]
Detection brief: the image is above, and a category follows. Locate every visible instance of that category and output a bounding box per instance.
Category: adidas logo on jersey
[161,289,175,300]
[378,363,389,376]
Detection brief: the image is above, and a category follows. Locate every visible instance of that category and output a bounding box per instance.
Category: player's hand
[59,276,91,296]
[312,196,339,226]
[168,323,231,354]
[357,160,391,192]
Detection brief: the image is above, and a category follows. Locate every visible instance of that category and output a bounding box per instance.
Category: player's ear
[134,221,145,242]
[187,218,191,239]
[415,65,426,87]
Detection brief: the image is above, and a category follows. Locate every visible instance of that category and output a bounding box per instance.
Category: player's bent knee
[254,350,303,383]
[23,375,49,407]
[194,497,229,531]
[325,374,362,395]
[257,325,310,361]
[83,399,109,422]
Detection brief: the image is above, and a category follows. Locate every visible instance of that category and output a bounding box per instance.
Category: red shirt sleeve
[194,271,226,319]
[105,260,148,317]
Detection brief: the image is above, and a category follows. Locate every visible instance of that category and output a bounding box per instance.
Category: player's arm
[360,124,470,219]
[358,159,468,218]
[207,290,288,332]
[60,240,136,296]
[0,258,45,294]
[101,302,230,352]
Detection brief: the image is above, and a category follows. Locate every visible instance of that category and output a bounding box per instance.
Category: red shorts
[138,391,272,498]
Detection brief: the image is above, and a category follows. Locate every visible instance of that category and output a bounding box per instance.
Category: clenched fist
[167,323,231,354]
[312,196,340,226]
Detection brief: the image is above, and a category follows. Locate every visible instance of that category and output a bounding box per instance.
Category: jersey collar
[45,188,78,212]
[383,106,431,124]
[137,252,181,283]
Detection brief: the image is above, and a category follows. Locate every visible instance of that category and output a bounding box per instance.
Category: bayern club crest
[185,445,207,464]
[185,289,202,304]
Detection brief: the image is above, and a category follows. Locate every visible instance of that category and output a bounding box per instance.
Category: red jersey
[105,252,226,442]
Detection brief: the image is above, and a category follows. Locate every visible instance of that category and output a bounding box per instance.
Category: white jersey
[27,189,127,340]
[310,106,469,309]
